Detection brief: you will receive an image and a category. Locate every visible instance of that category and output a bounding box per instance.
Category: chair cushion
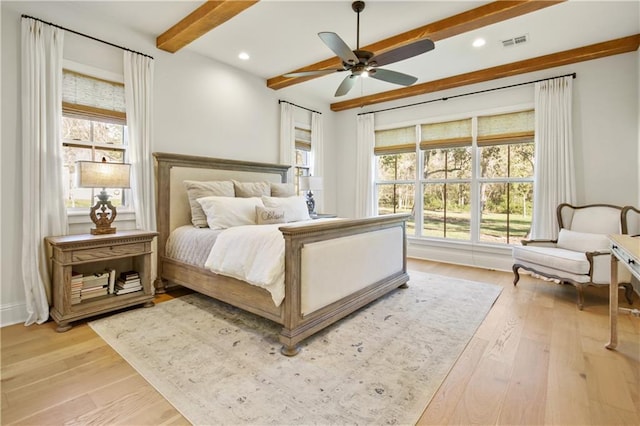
[512,245,590,275]
[556,229,610,252]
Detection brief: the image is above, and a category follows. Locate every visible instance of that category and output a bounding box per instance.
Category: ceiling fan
[285,1,435,97]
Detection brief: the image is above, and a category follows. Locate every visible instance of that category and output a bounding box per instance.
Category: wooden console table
[606,234,640,349]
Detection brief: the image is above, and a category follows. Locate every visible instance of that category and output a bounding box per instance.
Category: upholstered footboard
[278,214,410,356]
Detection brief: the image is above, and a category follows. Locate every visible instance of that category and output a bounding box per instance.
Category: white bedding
[204,223,288,306]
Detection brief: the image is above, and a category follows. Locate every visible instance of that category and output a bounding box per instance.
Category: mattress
[165,225,222,268]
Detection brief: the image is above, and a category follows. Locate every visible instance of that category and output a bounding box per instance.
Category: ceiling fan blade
[318,32,359,65]
[284,69,343,78]
[335,74,358,97]
[369,68,418,86]
[371,39,435,67]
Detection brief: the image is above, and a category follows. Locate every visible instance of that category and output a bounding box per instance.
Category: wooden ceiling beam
[330,34,640,112]
[157,0,259,53]
[267,0,565,90]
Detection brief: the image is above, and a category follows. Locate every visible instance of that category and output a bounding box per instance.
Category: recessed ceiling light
[238,52,250,60]
[472,38,486,48]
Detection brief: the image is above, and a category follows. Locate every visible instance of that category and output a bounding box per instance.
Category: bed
[153,152,410,356]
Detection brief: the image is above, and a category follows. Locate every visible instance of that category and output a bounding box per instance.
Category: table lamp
[76,157,131,235]
[299,176,323,216]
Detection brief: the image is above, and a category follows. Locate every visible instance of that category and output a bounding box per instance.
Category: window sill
[67,210,136,225]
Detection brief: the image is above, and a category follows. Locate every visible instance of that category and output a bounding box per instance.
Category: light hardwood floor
[1,259,638,425]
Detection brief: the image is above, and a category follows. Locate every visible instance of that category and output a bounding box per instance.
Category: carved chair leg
[622,283,634,305]
[576,284,585,310]
[512,264,521,286]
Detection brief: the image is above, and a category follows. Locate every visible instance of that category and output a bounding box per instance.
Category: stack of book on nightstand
[71,271,83,305]
[115,271,142,295]
[81,269,113,301]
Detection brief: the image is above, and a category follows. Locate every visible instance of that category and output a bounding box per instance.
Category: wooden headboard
[153,152,290,259]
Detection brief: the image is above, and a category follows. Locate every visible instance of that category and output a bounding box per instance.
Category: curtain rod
[357,72,577,116]
[21,14,154,60]
[278,100,322,115]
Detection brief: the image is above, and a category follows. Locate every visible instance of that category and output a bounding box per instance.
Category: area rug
[89,271,501,425]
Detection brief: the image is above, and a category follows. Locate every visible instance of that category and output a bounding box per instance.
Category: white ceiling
[68,0,639,105]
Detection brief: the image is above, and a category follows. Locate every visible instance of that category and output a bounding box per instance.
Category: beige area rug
[89,271,501,425]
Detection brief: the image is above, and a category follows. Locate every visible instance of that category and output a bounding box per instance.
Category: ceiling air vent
[502,34,529,47]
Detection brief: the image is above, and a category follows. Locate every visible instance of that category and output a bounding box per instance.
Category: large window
[374,109,534,245]
[61,69,128,209]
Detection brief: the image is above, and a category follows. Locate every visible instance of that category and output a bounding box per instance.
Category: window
[421,119,473,239]
[61,69,128,209]
[374,109,534,245]
[294,126,311,193]
[477,111,534,244]
[374,126,416,235]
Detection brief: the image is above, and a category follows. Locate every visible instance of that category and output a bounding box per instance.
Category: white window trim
[61,61,135,221]
[374,102,535,248]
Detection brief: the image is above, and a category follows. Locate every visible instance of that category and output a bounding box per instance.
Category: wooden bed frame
[153,152,410,355]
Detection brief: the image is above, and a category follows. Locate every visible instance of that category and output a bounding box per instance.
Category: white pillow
[197,196,263,229]
[256,206,286,225]
[556,229,610,252]
[262,195,310,223]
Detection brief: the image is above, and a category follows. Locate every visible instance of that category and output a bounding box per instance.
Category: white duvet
[203,223,287,306]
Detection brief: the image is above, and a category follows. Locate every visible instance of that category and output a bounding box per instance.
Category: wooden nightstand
[46,230,158,332]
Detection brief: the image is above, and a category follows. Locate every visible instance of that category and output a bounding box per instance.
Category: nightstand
[46,230,158,332]
[312,213,338,219]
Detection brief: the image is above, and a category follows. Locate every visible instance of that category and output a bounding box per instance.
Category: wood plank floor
[2,259,638,425]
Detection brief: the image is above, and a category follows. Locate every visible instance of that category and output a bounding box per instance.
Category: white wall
[333,52,639,270]
[0,2,336,326]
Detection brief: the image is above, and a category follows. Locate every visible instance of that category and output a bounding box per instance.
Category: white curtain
[531,75,576,239]
[279,102,295,183]
[310,112,324,210]
[21,18,67,325]
[355,113,376,218]
[124,52,156,231]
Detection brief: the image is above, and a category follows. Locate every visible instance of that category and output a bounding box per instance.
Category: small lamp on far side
[76,157,131,235]
[299,175,323,217]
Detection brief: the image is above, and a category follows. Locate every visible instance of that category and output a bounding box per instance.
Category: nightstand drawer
[72,243,146,262]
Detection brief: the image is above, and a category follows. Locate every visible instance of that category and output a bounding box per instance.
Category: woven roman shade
[295,127,312,151]
[420,118,472,150]
[477,110,534,146]
[374,126,415,155]
[62,69,126,125]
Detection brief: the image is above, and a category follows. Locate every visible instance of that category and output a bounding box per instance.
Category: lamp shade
[76,160,131,188]
[299,176,323,191]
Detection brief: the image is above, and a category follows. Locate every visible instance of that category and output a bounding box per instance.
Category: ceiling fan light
[362,70,369,78]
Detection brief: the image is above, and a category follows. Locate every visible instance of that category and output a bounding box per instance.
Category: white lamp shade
[76,160,131,188]
[299,176,323,191]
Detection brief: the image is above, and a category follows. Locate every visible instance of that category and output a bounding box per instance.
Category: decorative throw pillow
[556,228,610,252]
[262,195,311,223]
[197,196,263,229]
[184,180,235,228]
[256,206,286,225]
[270,182,296,197]
[233,180,271,198]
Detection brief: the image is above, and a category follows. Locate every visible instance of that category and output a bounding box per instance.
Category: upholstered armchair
[512,203,634,310]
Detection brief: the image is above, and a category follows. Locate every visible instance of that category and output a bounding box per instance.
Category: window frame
[373,104,535,247]
[294,123,312,194]
[61,61,132,215]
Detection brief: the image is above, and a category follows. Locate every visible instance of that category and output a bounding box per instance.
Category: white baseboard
[407,238,514,272]
[1,301,27,327]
